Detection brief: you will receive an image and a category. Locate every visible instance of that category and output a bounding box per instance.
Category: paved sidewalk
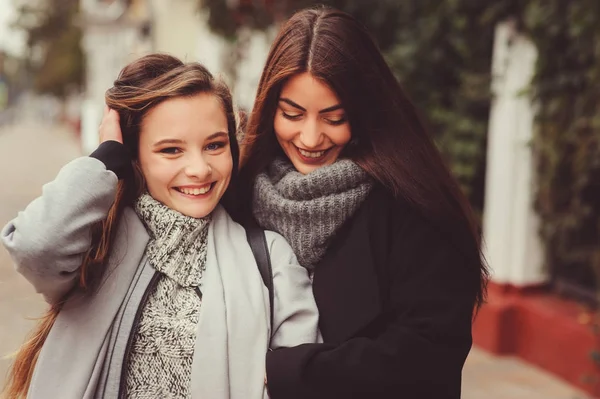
[0,122,592,398]
[463,347,591,399]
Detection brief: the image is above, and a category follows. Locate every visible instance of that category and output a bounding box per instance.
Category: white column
[79,3,150,154]
[194,12,228,77]
[81,25,137,153]
[483,21,545,286]
[193,13,274,111]
[150,0,201,61]
[234,27,274,110]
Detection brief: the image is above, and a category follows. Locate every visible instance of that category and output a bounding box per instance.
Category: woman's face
[138,93,232,218]
[274,72,352,175]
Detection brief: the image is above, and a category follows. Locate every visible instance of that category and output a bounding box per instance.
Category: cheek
[137,146,154,186]
[139,156,173,191]
[273,115,295,143]
[214,151,234,183]
[138,156,153,187]
[331,126,352,146]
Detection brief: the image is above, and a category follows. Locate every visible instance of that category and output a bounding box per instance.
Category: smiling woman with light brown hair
[237,6,489,399]
[1,53,319,399]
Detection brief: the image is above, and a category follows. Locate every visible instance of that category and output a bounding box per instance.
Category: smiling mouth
[174,183,215,196]
[295,146,333,160]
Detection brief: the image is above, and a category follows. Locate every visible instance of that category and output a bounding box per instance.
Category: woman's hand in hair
[99,105,123,144]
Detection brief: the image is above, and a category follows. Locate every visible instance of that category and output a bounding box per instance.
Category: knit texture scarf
[253,158,373,269]
[134,192,211,286]
[128,193,211,398]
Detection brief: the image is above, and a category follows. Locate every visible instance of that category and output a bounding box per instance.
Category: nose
[184,153,212,179]
[299,118,324,149]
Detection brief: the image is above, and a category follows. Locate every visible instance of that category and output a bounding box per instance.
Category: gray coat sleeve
[1,157,118,304]
[265,231,321,349]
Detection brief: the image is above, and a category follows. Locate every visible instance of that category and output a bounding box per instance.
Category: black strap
[245,224,274,340]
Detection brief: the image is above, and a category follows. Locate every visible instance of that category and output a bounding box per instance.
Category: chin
[294,164,317,175]
[189,210,214,219]
[292,159,333,175]
[174,205,215,219]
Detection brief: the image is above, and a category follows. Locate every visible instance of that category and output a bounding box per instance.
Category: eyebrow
[153,132,228,147]
[279,98,343,114]
[153,138,185,147]
[206,132,229,140]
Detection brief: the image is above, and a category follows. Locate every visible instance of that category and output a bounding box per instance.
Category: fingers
[99,106,123,144]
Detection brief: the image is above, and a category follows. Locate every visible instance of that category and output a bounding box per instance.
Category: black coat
[266,185,480,399]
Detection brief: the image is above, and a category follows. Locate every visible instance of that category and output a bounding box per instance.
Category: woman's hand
[99,105,123,144]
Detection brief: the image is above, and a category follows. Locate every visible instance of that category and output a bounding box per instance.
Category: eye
[282,111,302,121]
[324,115,348,126]
[159,147,182,154]
[205,141,227,151]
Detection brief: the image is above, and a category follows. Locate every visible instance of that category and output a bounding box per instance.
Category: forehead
[280,72,341,108]
[141,93,228,140]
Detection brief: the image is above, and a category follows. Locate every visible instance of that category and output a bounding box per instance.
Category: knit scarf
[253,158,373,269]
[134,192,211,286]
[129,193,211,398]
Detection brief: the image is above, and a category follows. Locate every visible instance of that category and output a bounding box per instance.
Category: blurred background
[1,1,599,398]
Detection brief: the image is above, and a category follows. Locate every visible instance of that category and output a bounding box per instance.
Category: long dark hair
[238,6,488,307]
[2,53,238,399]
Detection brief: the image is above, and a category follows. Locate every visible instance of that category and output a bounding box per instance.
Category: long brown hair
[2,53,238,399]
[238,6,488,307]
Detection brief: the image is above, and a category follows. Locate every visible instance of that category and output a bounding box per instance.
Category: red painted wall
[473,283,600,397]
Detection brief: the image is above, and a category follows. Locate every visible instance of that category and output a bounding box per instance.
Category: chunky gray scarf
[130,193,211,398]
[253,158,373,269]
[134,192,211,286]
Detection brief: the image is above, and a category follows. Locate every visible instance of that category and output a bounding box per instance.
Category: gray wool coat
[1,157,320,399]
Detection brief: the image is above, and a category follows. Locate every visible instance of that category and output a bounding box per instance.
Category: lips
[298,148,327,158]
[295,145,333,161]
[174,183,215,196]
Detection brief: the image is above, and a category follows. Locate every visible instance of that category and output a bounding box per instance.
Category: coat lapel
[191,206,269,399]
[313,203,381,344]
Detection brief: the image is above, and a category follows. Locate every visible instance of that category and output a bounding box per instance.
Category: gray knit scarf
[134,192,211,286]
[253,158,373,269]
[130,193,212,398]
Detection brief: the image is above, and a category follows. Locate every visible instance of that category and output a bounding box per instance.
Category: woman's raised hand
[99,105,123,144]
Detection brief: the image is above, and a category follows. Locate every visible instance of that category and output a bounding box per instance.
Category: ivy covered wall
[522,0,600,297]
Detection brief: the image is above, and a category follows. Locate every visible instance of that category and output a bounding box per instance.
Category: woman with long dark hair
[1,53,319,399]
[238,7,489,398]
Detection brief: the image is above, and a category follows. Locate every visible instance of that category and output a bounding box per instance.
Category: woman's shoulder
[213,206,297,263]
[362,184,423,230]
[263,230,297,263]
[363,184,472,259]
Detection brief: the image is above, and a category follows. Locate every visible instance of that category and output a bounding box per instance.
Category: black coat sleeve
[265,218,480,399]
[89,140,132,179]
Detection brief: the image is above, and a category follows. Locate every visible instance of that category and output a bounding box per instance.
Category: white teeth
[179,185,211,195]
[298,148,326,158]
